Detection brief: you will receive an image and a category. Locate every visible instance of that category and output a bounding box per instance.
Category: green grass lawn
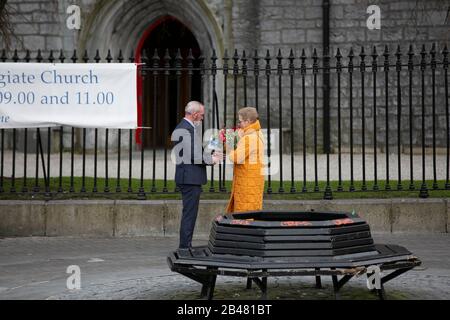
[0,176,449,200]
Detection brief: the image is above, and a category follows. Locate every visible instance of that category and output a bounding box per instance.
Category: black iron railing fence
[0,44,449,199]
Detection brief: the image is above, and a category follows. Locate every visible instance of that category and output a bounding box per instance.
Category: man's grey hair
[185,101,203,114]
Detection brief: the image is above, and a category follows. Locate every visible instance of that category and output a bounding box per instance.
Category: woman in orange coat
[225,107,265,213]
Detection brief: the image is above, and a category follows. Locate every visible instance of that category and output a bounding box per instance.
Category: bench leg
[315,268,322,289]
[200,267,217,300]
[377,285,386,300]
[200,283,208,298]
[207,275,217,300]
[332,274,340,300]
[261,276,267,300]
[246,278,252,289]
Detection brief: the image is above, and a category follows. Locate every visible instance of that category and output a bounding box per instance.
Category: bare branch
[0,0,14,50]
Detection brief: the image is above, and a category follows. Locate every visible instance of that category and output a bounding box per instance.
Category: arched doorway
[137,16,202,148]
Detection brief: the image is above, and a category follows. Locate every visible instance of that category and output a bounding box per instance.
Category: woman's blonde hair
[238,107,259,123]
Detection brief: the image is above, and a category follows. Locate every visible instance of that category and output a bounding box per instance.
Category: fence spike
[288,49,294,62]
[232,49,239,74]
[431,42,436,53]
[141,48,148,64]
[94,49,101,63]
[151,48,159,63]
[24,50,31,62]
[277,49,283,59]
[300,49,306,75]
[36,49,42,62]
[140,49,148,77]
[407,45,414,71]
[150,48,159,68]
[175,48,182,64]
[323,47,330,74]
[71,49,77,63]
[336,48,342,72]
[0,49,7,62]
[152,48,160,75]
[420,44,427,71]
[383,45,389,61]
[175,48,183,75]
[129,49,134,63]
[106,49,112,63]
[211,48,217,61]
[241,50,247,75]
[82,49,89,62]
[288,49,294,75]
[251,50,258,75]
[253,49,259,61]
[395,45,402,71]
[383,45,389,71]
[117,49,123,63]
[443,44,448,70]
[359,46,366,72]
[430,43,437,70]
[277,49,283,75]
[48,50,54,63]
[359,46,366,58]
[186,48,193,75]
[241,49,247,60]
[187,48,194,64]
[163,48,171,63]
[198,51,205,71]
[312,48,318,74]
[395,45,401,57]
[211,49,217,76]
[59,49,65,63]
[348,47,354,57]
[265,50,271,75]
[443,43,449,56]
[371,46,378,72]
[164,48,171,76]
[12,49,19,62]
[277,48,282,58]
[371,45,378,58]
[347,47,354,73]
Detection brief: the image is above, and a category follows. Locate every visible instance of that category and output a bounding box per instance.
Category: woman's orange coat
[226,120,265,213]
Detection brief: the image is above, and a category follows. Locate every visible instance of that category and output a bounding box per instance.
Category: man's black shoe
[177,248,191,258]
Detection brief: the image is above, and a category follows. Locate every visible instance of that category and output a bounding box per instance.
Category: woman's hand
[212,151,224,164]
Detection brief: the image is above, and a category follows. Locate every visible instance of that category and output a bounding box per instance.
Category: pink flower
[219,129,226,142]
[218,127,240,148]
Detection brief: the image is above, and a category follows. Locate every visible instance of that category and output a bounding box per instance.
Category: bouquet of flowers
[207,127,240,151]
[219,127,240,150]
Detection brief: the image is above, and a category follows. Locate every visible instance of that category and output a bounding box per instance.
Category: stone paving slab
[0,233,449,300]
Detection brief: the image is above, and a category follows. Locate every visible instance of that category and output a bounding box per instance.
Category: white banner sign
[0,63,138,128]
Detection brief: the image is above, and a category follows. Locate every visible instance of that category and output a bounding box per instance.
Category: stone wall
[1,199,448,236]
[4,0,77,55]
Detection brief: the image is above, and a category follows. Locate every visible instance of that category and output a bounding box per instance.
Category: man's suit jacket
[172,119,213,185]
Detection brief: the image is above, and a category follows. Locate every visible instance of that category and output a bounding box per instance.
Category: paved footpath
[0,233,449,300]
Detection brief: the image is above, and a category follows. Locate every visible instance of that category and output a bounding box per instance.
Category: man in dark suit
[171,101,221,254]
